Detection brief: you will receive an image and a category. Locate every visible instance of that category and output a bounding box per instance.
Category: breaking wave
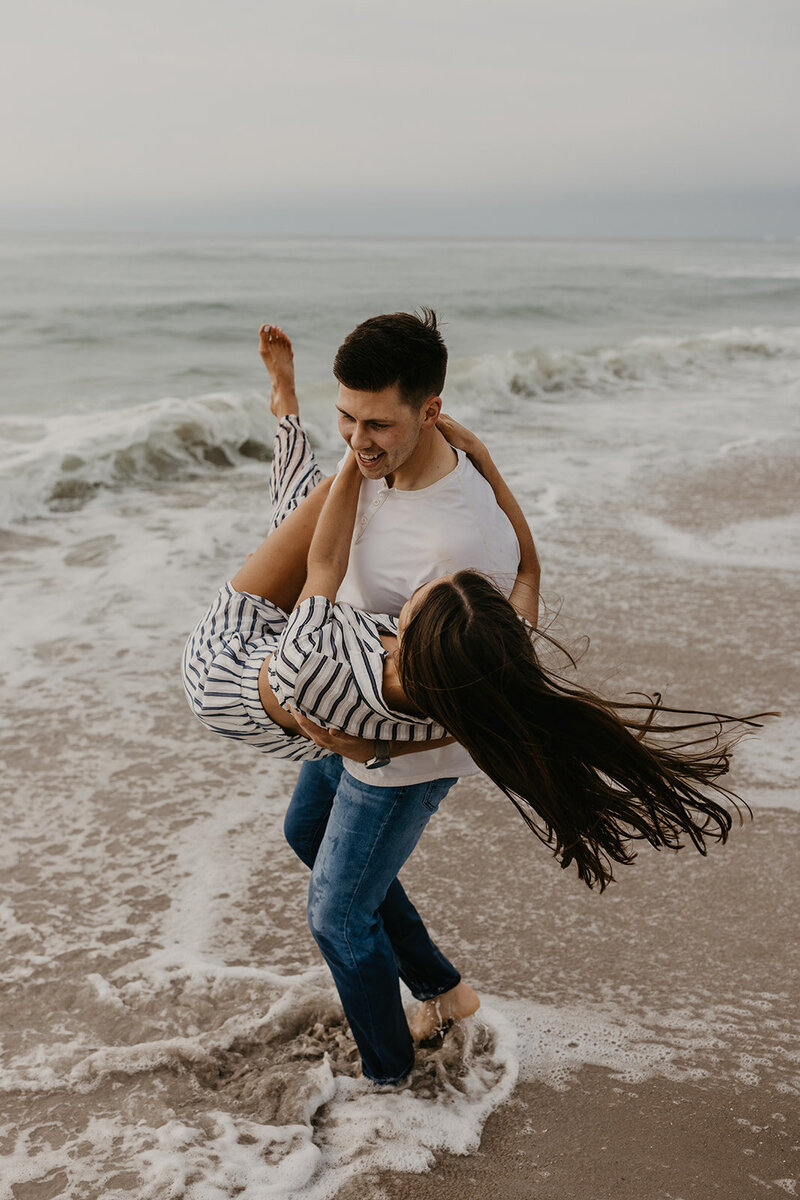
[448,325,800,408]
[0,392,331,525]
[1,326,796,523]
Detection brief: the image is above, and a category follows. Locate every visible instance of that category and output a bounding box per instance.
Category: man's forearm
[290,708,457,761]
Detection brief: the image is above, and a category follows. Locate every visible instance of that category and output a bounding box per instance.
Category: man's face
[336,383,425,481]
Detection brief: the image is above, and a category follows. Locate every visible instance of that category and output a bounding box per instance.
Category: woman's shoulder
[333,601,398,637]
[271,596,445,740]
[277,597,390,673]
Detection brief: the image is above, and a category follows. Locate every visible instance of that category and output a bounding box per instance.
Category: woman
[293,424,771,894]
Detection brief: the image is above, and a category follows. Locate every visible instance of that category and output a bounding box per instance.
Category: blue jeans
[284,755,460,1084]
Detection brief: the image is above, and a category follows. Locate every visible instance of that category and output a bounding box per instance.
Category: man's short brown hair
[333,308,447,408]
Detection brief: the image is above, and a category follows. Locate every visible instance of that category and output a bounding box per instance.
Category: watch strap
[365,737,392,769]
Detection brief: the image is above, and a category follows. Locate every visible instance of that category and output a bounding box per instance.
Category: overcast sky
[3,0,799,236]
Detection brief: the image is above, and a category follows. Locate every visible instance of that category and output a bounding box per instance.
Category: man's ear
[419,396,442,430]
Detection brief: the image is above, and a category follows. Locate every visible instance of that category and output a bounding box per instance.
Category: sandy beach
[3,732,798,1198]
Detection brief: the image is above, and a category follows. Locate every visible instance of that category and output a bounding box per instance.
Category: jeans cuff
[364,1059,415,1088]
[409,970,462,1002]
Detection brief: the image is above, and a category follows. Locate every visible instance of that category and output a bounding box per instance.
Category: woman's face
[397,574,453,644]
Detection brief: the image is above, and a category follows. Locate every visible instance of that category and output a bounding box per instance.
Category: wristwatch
[365,738,392,770]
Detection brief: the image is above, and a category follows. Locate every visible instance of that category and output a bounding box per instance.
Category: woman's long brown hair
[397,571,773,891]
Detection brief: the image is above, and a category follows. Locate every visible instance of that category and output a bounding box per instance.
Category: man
[284,309,521,1085]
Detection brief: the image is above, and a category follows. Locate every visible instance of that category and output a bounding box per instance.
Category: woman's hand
[337,446,361,479]
[436,413,489,466]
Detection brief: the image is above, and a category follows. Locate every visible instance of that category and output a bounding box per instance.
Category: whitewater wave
[1,326,796,524]
[0,392,330,525]
[0,958,518,1200]
[448,325,800,407]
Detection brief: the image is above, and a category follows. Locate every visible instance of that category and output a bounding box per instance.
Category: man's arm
[291,710,457,762]
[437,414,541,628]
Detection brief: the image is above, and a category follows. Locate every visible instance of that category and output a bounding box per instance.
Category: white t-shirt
[336,448,520,786]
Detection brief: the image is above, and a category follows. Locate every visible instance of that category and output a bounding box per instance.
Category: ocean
[1,234,798,1198]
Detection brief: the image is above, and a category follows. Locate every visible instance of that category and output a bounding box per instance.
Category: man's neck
[385,428,458,490]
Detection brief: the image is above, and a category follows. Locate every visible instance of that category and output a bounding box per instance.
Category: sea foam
[448,324,800,410]
[1,325,797,524]
[0,392,327,525]
[5,961,788,1200]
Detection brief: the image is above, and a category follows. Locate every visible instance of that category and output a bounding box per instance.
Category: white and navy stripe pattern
[269,596,448,743]
[182,584,329,760]
[268,414,324,531]
[182,416,444,758]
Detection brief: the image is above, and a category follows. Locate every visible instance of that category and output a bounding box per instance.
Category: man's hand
[292,710,458,761]
[291,710,376,762]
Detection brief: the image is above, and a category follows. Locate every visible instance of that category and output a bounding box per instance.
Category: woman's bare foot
[259,323,299,418]
[408,981,480,1042]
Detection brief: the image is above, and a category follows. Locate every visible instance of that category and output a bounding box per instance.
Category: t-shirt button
[360,517,368,525]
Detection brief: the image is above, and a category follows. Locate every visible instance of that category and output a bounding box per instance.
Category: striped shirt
[182,584,445,759]
[182,585,326,761]
[183,412,451,760]
[268,595,447,743]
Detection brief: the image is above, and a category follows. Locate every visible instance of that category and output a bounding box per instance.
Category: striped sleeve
[269,597,448,743]
[182,584,330,762]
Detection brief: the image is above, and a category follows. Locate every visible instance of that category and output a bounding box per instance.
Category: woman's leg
[230,469,332,610]
[229,326,331,610]
[260,324,324,530]
[269,416,325,531]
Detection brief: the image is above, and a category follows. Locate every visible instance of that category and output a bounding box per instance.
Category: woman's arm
[437,414,541,627]
[293,450,363,607]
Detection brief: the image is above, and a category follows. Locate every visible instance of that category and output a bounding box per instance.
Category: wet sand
[5,717,797,1199]
[363,778,800,1200]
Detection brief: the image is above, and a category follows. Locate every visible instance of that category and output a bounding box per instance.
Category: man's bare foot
[408,981,480,1042]
[259,323,300,418]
